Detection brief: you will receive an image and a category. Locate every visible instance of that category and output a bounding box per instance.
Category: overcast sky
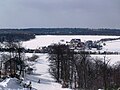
[0,0,120,29]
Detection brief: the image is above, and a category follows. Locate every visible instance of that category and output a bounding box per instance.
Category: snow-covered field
[23,35,120,52]
[102,40,120,52]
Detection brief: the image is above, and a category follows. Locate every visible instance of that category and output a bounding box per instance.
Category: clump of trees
[49,44,120,90]
[0,41,26,79]
[0,32,35,42]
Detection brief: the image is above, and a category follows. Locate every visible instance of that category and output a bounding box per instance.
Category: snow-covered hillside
[0,53,71,90]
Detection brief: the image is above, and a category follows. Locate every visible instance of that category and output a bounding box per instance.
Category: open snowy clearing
[25,53,71,90]
[23,35,120,52]
[23,35,120,50]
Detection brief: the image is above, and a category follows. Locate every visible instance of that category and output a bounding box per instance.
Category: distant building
[70,39,81,44]
[85,40,102,50]
[85,40,93,49]
[69,39,85,50]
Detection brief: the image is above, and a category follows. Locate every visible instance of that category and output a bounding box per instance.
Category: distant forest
[0,29,35,42]
[0,28,120,41]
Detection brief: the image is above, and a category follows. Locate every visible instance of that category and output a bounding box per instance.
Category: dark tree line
[49,44,120,90]
[0,33,35,42]
[1,28,120,35]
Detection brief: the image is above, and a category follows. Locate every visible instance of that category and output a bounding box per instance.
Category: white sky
[0,0,120,28]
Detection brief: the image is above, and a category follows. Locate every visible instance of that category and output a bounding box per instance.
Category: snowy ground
[0,53,71,90]
[91,54,120,65]
[0,78,26,90]
[23,35,120,52]
[23,35,120,49]
[102,40,120,52]
[25,53,71,90]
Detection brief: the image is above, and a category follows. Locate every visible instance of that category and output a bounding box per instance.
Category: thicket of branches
[0,41,25,78]
[49,44,120,90]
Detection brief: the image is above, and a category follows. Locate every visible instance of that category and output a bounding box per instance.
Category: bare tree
[49,44,120,90]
